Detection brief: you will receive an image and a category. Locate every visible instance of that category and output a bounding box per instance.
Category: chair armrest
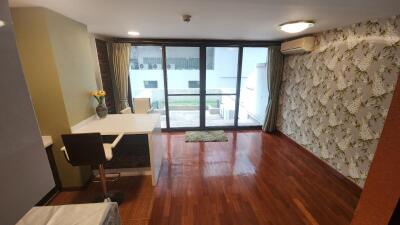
[60,146,70,161]
[111,133,124,149]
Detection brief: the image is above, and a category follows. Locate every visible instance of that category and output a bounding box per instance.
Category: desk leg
[148,127,163,186]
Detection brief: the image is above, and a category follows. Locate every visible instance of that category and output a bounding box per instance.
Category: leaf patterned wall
[277,15,400,187]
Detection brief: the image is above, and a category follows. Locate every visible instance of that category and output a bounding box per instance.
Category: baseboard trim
[36,186,59,206]
[275,130,362,193]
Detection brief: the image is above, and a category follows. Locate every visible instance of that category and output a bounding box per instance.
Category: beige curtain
[110,43,131,112]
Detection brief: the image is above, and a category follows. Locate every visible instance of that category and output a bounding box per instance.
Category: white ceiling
[9,0,400,41]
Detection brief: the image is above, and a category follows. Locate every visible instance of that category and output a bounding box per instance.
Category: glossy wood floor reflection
[50,131,362,225]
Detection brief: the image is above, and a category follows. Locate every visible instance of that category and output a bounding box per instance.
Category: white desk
[41,136,53,148]
[71,114,163,185]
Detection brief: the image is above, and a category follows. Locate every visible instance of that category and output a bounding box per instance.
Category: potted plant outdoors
[92,90,108,118]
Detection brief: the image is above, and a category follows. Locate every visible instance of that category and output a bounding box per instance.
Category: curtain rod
[112,38,281,47]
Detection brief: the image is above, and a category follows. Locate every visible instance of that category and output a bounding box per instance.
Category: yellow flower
[91,90,106,97]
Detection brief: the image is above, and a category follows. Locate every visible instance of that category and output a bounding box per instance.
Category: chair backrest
[133,98,151,113]
[61,133,106,166]
[120,106,132,114]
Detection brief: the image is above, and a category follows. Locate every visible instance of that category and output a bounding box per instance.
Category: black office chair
[61,132,124,203]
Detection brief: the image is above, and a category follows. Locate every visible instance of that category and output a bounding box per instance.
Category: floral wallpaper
[277,15,400,187]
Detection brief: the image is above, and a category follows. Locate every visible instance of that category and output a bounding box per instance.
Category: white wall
[0,1,55,224]
[129,69,236,93]
[240,64,269,123]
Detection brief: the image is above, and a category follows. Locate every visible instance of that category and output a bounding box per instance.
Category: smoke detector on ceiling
[182,14,191,23]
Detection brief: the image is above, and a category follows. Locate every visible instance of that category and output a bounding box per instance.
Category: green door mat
[185,130,228,142]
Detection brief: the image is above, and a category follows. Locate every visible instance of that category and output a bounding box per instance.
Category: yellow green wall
[11,7,96,188]
[46,10,98,125]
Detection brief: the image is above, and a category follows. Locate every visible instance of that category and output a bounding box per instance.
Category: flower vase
[96,103,108,118]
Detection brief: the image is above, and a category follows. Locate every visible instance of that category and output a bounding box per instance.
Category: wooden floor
[49,130,361,225]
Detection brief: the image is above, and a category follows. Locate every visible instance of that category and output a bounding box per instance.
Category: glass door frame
[164,45,240,130]
[125,39,280,131]
[202,46,241,128]
[162,45,202,129]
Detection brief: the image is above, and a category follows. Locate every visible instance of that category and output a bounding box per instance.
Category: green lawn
[169,99,219,108]
[153,98,220,109]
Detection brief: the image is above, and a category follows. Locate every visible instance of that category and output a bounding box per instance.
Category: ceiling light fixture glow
[0,20,5,28]
[127,31,140,36]
[279,21,314,33]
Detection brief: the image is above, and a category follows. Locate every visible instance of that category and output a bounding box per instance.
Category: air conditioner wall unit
[281,36,315,55]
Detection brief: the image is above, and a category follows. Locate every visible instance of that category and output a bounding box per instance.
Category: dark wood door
[350,76,400,225]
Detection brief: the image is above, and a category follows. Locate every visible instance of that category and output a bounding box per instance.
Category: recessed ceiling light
[127,31,140,36]
[279,21,314,33]
[0,20,5,28]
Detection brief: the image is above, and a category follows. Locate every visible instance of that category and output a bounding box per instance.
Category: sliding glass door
[205,47,239,127]
[238,47,269,126]
[129,46,167,128]
[165,47,200,128]
[129,43,270,130]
